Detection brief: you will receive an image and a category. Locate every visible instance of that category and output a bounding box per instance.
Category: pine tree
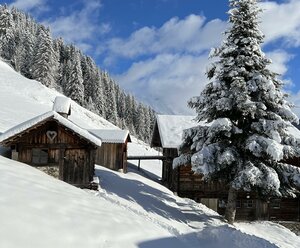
[0,5,15,62]
[102,72,118,124]
[19,30,35,78]
[64,47,85,105]
[143,106,152,143]
[125,94,137,136]
[93,71,105,117]
[135,103,146,140]
[31,26,58,88]
[174,0,300,224]
[81,56,98,104]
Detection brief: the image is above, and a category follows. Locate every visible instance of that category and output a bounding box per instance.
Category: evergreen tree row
[0,5,156,143]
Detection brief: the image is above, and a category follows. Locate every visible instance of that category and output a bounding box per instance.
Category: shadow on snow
[138,225,279,248]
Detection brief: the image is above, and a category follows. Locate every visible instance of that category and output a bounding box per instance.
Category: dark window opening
[244,200,254,208]
[32,148,48,165]
[236,200,241,208]
[218,199,227,208]
[270,199,281,209]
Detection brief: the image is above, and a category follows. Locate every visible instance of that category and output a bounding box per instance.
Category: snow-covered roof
[0,111,102,147]
[89,129,131,144]
[154,115,200,149]
[52,96,71,115]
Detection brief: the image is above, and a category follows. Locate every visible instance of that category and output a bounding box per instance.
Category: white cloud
[43,0,109,52]
[114,53,209,114]
[9,0,48,13]
[260,0,300,46]
[107,1,300,114]
[288,91,300,118]
[103,14,228,114]
[266,50,293,75]
[104,15,227,60]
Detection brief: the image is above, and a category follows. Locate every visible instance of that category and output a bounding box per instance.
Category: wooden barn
[151,115,200,192]
[0,96,102,188]
[89,129,131,173]
[151,114,300,221]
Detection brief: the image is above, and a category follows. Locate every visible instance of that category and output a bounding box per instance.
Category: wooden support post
[138,160,141,171]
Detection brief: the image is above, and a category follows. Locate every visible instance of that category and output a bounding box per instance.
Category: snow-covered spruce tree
[64,48,85,105]
[31,26,58,88]
[92,71,106,117]
[0,5,15,61]
[19,30,36,78]
[173,0,300,224]
[103,72,118,124]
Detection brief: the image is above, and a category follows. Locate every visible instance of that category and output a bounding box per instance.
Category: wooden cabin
[151,115,200,192]
[0,97,102,188]
[151,114,300,221]
[89,129,131,173]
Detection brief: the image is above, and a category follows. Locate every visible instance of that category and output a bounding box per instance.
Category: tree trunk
[225,185,237,224]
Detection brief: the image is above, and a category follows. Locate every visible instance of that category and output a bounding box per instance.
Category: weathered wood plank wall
[11,120,95,186]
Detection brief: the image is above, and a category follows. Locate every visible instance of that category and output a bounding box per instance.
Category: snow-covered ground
[1,156,299,248]
[128,136,162,180]
[0,59,300,247]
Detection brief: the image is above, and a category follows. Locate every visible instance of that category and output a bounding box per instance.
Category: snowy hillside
[0,157,300,248]
[1,156,299,248]
[0,59,160,175]
[0,59,116,131]
[0,59,300,247]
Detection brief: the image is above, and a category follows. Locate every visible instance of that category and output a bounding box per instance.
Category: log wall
[269,198,300,221]
[95,143,127,172]
[11,120,96,186]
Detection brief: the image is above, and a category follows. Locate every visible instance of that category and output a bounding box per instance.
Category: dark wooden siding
[269,198,300,221]
[162,148,178,190]
[95,142,128,172]
[63,148,93,185]
[11,120,96,186]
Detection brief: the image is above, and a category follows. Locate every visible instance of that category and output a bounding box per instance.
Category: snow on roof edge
[156,115,198,149]
[0,111,102,147]
[88,129,130,144]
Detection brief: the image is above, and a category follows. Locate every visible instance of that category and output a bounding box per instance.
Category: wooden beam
[127,155,166,160]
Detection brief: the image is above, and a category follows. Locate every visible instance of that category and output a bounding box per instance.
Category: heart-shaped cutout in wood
[46,131,57,141]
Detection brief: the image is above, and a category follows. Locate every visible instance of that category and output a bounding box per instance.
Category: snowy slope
[0,156,173,248]
[0,59,115,132]
[0,59,159,174]
[1,156,299,248]
[0,60,300,247]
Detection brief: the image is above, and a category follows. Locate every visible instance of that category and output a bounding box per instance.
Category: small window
[270,199,281,209]
[218,199,227,208]
[32,148,48,165]
[236,200,241,208]
[244,200,254,208]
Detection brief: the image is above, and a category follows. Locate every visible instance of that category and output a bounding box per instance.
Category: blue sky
[2,0,300,115]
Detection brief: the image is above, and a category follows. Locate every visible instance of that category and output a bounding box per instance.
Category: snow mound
[52,96,71,114]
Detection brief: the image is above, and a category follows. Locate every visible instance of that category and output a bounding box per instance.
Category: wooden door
[63,149,89,185]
